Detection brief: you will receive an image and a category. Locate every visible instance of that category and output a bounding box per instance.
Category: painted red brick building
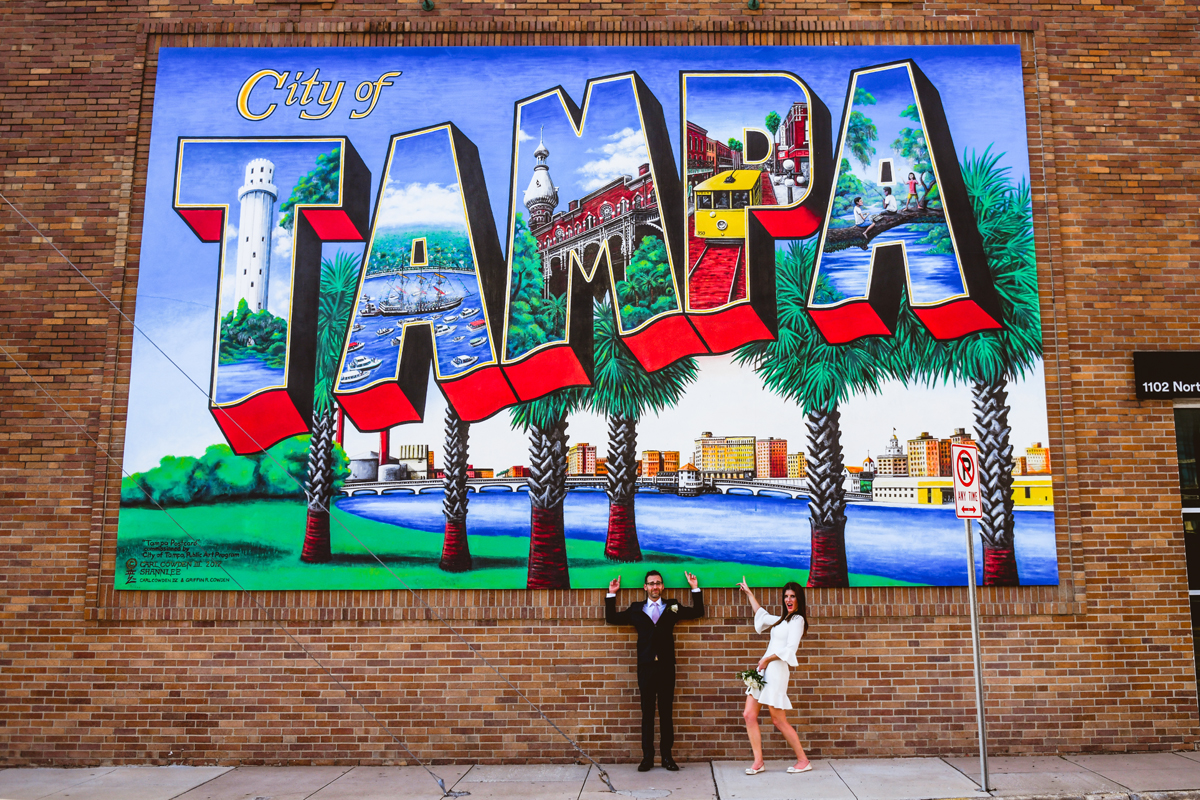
[755,437,788,479]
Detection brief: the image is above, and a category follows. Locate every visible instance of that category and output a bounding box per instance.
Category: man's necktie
[649,602,661,624]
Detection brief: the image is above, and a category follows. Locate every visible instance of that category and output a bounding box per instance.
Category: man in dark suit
[605,569,703,772]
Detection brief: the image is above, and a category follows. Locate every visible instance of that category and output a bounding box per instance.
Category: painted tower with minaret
[522,131,558,231]
[522,133,558,296]
[234,158,278,314]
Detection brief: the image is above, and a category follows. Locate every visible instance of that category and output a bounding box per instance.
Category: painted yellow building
[787,452,807,479]
[1013,475,1053,506]
[693,432,755,479]
[873,475,1054,507]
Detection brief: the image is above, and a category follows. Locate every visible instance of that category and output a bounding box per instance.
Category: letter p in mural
[681,72,833,353]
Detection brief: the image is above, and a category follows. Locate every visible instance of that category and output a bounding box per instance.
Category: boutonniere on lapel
[669,603,679,613]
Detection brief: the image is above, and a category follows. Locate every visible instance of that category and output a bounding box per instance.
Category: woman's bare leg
[742,694,765,768]
[768,707,810,768]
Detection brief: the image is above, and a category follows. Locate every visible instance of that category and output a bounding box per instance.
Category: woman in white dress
[737,578,811,775]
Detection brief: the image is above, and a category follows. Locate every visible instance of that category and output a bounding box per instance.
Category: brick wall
[2,1,1198,766]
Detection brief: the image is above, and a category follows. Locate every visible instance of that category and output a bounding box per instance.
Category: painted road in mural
[119,45,1053,592]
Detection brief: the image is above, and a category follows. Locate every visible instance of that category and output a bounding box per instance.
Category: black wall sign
[1134,352,1200,399]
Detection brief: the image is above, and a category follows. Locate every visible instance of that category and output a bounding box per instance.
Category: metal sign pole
[964,517,990,792]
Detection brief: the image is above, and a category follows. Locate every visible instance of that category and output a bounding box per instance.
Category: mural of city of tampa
[117,46,1056,591]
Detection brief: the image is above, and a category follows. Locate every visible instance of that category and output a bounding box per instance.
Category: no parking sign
[952,443,982,519]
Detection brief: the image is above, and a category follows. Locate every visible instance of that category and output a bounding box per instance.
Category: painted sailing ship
[378,272,465,316]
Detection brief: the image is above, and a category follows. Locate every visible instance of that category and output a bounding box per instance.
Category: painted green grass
[115,499,919,590]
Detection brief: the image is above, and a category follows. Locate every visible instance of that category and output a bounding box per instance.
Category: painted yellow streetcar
[693,169,763,239]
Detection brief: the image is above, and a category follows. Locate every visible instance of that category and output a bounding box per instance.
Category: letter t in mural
[172,137,371,453]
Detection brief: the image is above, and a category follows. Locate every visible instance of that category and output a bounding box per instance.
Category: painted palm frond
[313,250,363,416]
[898,146,1041,389]
[590,300,699,421]
[508,386,590,433]
[735,239,894,414]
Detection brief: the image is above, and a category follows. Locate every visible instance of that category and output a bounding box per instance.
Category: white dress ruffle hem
[746,607,805,710]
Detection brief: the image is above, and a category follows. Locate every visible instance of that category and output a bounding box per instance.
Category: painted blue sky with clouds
[126,45,1032,472]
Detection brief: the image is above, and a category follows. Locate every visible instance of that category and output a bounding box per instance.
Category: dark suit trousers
[636,660,676,759]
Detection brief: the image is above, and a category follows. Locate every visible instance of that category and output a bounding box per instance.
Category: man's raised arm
[605,575,634,625]
[678,570,704,620]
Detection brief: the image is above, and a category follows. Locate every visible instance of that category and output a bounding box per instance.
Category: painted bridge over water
[333,476,870,502]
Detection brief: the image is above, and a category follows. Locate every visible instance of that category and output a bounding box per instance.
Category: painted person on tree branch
[605,570,703,772]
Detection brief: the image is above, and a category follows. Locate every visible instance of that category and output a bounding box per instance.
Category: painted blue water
[213,357,286,404]
[337,491,1058,586]
[819,221,965,304]
[338,270,496,391]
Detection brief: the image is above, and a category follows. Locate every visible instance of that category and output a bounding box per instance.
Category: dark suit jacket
[605,592,704,668]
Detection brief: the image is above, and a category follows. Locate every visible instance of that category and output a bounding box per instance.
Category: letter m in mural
[172,136,371,454]
[501,73,707,401]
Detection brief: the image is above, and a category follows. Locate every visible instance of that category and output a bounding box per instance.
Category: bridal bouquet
[737,668,766,691]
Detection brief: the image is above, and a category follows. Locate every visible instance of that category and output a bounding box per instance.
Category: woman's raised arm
[737,577,761,614]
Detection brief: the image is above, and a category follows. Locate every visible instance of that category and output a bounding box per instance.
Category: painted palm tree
[736,241,894,588]
[300,250,361,563]
[590,300,698,562]
[510,387,589,589]
[892,147,1040,586]
[438,405,472,572]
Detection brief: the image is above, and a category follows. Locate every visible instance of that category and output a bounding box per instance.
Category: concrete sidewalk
[5,753,1200,800]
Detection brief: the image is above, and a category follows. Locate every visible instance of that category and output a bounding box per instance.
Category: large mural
[118,46,1055,591]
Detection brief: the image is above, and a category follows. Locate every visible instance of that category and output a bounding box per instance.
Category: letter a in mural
[172,137,371,453]
[806,61,1002,344]
[333,123,518,430]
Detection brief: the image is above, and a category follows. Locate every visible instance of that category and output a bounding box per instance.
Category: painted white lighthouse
[234,158,278,314]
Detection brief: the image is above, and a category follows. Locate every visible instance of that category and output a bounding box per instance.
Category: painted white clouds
[577,127,648,192]
[375,182,467,231]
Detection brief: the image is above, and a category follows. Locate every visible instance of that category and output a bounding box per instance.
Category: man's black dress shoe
[662,758,680,771]
[638,758,654,772]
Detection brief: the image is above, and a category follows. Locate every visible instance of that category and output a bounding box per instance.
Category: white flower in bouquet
[669,603,679,613]
[737,668,766,691]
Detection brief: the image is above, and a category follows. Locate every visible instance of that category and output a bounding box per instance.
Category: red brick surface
[2,5,1199,766]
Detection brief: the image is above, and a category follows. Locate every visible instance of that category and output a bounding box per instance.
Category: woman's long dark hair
[769,581,807,636]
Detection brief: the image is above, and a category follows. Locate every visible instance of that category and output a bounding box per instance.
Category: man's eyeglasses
[645,580,663,586]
